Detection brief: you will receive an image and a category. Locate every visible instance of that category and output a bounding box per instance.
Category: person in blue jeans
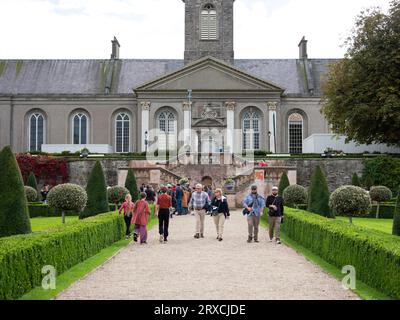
[175,184,183,215]
[242,185,266,243]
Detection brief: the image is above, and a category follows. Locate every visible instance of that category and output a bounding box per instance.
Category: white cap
[272,186,279,191]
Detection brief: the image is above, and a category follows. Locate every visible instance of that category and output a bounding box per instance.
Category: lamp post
[268,131,272,154]
[144,131,148,153]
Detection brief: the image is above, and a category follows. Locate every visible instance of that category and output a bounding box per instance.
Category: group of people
[118,182,285,246]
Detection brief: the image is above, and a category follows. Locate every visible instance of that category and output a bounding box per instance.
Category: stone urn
[224,179,235,192]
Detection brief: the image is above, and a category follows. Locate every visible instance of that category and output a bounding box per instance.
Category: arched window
[157,111,177,150]
[115,113,130,153]
[73,113,88,144]
[243,112,260,151]
[288,113,304,154]
[201,4,217,40]
[29,113,45,152]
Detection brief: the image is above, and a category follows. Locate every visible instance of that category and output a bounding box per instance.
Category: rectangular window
[289,122,303,154]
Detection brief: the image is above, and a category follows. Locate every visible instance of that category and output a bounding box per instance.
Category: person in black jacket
[210,188,230,242]
[266,186,284,244]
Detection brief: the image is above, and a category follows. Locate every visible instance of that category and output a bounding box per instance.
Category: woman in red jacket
[132,192,151,244]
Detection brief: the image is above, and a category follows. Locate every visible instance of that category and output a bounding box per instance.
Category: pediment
[135,56,284,92]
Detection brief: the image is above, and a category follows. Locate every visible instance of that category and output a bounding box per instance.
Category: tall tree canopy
[322,0,400,146]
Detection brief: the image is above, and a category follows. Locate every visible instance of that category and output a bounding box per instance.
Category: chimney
[111,36,120,59]
[298,36,308,59]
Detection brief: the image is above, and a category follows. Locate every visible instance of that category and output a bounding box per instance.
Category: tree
[24,186,38,203]
[80,161,109,219]
[329,186,371,224]
[307,166,332,218]
[47,183,87,224]
[278,172,290,197]
[27,172,39,201]
[364,175,374,191]
[393,188,400,236]
[321,1,400,147]
[352,173,361,187]
[125,169,139,202]
[283,185,308,209]
[108,186,130,205]
[370,186,393,219]
[0,146,32,237]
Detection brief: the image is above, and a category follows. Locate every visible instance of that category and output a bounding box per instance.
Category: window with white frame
[157,111,176,151]
[73,113,88,145]
[288,113,304,154]
[29,113,45,152]
[243,111,260,151]
[201,4,217,40]
[115,113,130,153]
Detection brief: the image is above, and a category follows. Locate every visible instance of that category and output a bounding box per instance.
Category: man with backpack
[242,185,266,243]
[266,186,284,244]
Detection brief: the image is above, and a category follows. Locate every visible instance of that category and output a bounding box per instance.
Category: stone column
[268,102,278,154]
[225,101,236,154]
[140,101,151,152]
[183,101,192,148]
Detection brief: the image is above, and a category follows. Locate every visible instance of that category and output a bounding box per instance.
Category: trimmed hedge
[336,203,396,219]
[0,212,125,300]
[262,208,400,299]
[28,203,117,218]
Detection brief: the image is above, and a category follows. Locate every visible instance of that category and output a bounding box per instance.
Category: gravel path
[55,212,359,300]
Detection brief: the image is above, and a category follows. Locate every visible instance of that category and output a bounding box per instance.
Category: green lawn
[336,217,393,234]
[30,216,80,232]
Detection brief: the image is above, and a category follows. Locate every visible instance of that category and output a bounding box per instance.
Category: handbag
[211,198,223,216]
[242,201,254,216]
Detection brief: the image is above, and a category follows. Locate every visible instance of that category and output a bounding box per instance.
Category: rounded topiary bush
[283,185,308,208]
[370,186,393,203]
[329,186,371,223]
[370,186,393,219]
[24,186,38,202]
[47,183,87,223]
[107,186,130,205]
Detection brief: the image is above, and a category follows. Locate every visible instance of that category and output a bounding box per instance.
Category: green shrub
[24,186,38,203]
[329,186,371,223]
[28,203,79,218]
[80,161,109,220]
[278,172,290,197]
[262,208,400,299]
[363,156,400,193]
[283,185,307,208]
[370,186,393,219]
[107,186,130,205]
[393,189,400,236]
[364,175,374,191]
[47,183,87,224]
[0,146,31,237]
[0,212,125,300]
[307,166,332,218]
[26,172,39,201]
[352,173,361,187]
[125,169,139,202]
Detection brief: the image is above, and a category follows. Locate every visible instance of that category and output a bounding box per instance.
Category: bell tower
[183,0,234,65]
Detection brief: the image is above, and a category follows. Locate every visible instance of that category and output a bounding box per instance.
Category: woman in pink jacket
[119,194,135,240]
[132,192,151,244]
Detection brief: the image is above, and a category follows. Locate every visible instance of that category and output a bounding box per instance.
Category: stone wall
[68,159,130,188]
[284,159,364,192]
[67,158,365,193]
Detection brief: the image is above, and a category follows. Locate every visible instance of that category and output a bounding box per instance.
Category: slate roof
[0,58,339,96]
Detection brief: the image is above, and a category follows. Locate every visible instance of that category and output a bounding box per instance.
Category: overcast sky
[0,0,391,60]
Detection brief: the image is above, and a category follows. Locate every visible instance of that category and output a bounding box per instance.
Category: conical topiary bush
[352,173,361,187]
[307,166,333,218]
[392,188,400,236]
[27,172,39,201]
[278,172,290,197]
[0,146,32,237]
[364,175,374,191]
[80,161,109,219]
[125,168,139,202]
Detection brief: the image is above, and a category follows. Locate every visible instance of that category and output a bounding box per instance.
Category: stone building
[0,0,347,155]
